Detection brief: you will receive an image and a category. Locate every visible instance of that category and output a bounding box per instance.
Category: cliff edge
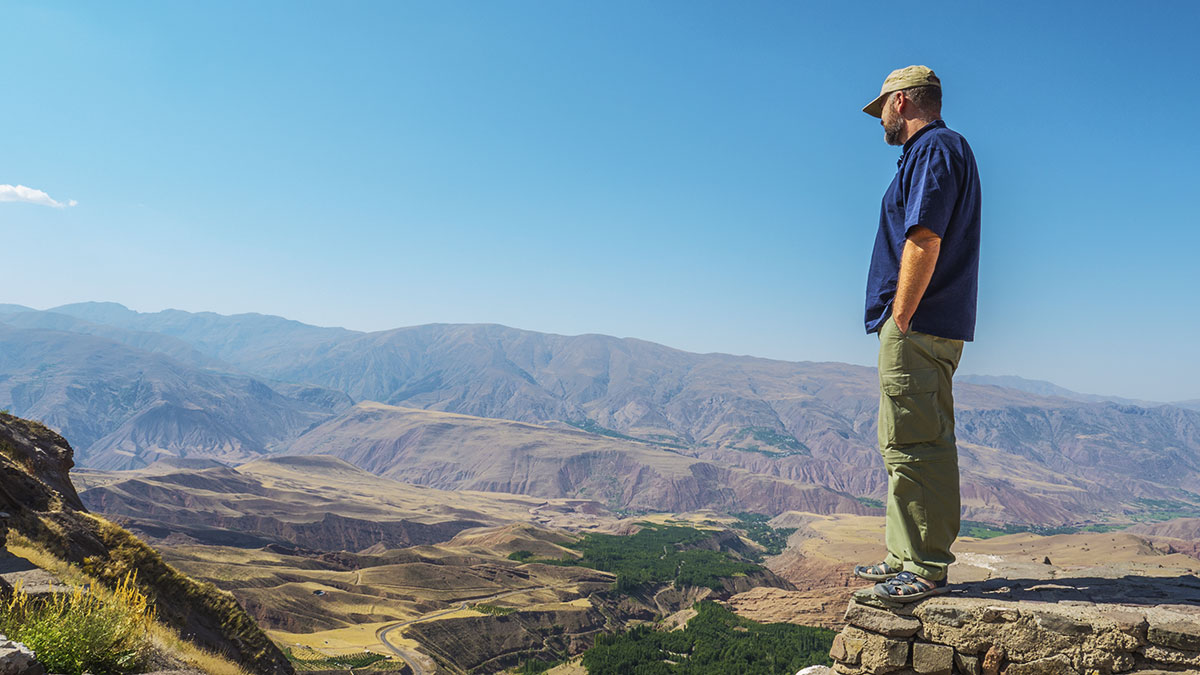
[0,411,294,675]
[828,574,1200,674]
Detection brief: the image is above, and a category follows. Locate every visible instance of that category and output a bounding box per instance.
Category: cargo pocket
[878,367,942,448]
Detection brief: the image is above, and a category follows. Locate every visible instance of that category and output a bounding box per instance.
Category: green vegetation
[527,523,763,591]
[961,495,1200,539]
[284,647,394,671]
[474,602,516,615]
[1129,497,1200,522]
[582,601,834,674]
[959,521,1009,539]
[958,520,1128,539]
[0,572,154,675]
[855,496,885,509]
[565,419,688,450]
[730,512,796,560]
[728,427,810,457]
[508,550,536,562]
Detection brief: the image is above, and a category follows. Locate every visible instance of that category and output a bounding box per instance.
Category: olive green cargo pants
[877,317,964,582]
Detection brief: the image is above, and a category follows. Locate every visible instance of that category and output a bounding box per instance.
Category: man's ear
[892,91,907,116]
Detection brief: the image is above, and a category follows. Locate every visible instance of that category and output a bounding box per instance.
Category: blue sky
[2,1,1197,401]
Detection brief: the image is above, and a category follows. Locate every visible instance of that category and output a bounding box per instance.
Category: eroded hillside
[5,304,1200,527]
[0,411,294,675]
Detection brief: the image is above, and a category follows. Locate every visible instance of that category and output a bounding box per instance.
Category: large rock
[846,602,922,638]
[0,635,43,675]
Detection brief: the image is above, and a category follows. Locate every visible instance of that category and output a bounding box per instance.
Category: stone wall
[828,574,1200,674]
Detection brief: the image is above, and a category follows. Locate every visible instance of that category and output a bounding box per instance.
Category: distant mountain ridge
[957,373,1160,407]
[0,317,351,469]
[3,301,1199,526]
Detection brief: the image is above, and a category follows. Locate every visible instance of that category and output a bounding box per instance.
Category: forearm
[892,228,941,331]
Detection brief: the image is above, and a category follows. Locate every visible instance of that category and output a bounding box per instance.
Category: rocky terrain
[727,511,1200,632]
[829,575,1200,674]
[0,411,294,674]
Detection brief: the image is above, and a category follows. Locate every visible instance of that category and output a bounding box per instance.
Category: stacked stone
[828,587,1200,675]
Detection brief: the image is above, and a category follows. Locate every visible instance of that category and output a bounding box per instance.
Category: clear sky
[2,1,1197,401]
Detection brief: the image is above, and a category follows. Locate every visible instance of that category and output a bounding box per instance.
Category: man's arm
[891,225,941,333]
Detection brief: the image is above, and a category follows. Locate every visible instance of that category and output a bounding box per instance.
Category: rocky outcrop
[0,412,294,675]
[828,574,1200,674]
[0,634,43,675]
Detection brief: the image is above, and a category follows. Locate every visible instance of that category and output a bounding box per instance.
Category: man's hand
[892,226,942,334]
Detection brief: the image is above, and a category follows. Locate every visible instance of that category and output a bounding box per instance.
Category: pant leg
[877,318,964,581]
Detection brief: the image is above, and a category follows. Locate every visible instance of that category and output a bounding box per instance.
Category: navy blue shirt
[865,120,982,341]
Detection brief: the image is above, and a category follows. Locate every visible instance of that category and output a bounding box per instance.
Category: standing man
[853,66,982,602]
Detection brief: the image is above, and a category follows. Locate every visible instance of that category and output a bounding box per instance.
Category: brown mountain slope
[0,411,293,675]
[78,455,614,551]
[280,402,1155,526]
[16,308,1200,526]
[0,322,351,470]
[283,401,874,516]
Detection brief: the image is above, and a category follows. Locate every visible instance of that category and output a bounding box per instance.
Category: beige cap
[862,65,941,118]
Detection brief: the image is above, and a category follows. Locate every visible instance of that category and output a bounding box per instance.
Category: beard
[883,115,905,146]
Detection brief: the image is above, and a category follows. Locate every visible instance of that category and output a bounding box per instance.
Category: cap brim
[862,92,887,118]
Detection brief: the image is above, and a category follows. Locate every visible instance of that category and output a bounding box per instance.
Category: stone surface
[1141,643,1200,667]
[981,606,1020,623]
[832,626,868,665]
[830,634,854,665]
[846,602,921,638]
[859,632,909,675]
[1000,653,1072,675]
[833,662,862,675]
[981,645,1005,675]
[911,643,953,675]
[0,635,44,675]
[1146,619,1200,651]
[828,551,1200,675]
[1031,609,1093,637]
[954,651,981,675]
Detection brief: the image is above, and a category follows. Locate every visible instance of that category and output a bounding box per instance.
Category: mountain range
[2,301,1199,526]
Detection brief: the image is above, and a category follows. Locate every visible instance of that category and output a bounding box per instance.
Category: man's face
[881,92,905,146]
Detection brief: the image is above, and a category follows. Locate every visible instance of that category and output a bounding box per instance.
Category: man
[853,65,982,602]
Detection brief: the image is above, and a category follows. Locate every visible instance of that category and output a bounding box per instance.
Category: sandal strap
[882,572,937,596]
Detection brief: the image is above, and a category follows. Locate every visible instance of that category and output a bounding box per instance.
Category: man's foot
[853,561,901,581]
[872,571,948,603]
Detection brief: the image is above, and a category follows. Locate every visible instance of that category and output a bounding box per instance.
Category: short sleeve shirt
[864,120,982,341]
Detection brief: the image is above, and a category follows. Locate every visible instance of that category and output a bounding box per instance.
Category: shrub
[0,571,155,674]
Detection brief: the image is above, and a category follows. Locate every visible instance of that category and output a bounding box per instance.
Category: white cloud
[0,184,77,208]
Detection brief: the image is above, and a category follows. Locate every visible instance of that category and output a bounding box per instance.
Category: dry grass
[6,534,251,675]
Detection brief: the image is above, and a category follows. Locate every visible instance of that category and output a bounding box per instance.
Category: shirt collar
[898,119,946,166]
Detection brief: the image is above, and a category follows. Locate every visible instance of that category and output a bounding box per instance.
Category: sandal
[853,561,901,581]
[872,571,948,603]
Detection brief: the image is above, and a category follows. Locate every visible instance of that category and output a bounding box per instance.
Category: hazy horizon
[2,298,1191,405]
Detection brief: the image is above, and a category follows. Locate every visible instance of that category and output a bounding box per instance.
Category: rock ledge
[829,574,1200,674]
